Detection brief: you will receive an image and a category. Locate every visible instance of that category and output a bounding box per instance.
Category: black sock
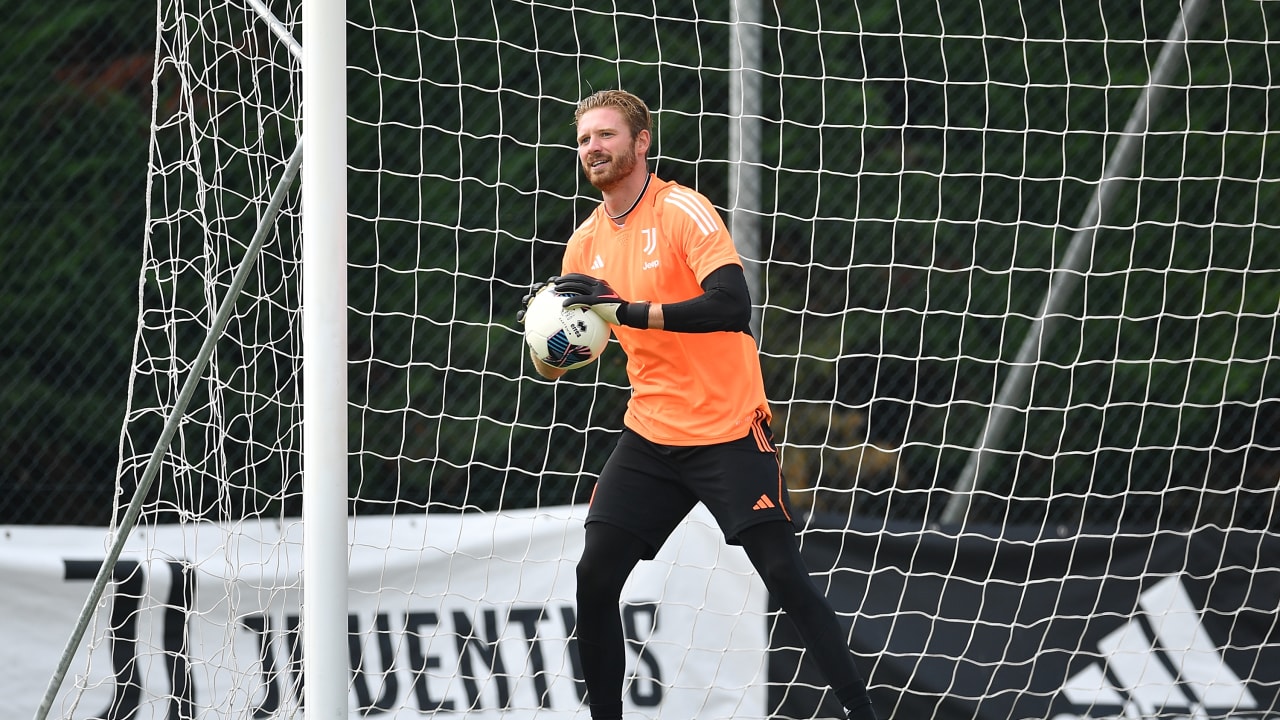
[845,696,878,720]
[835,680,871,712]
[588,700,623,720]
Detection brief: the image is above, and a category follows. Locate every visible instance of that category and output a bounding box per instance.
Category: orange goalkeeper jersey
[562,174,771,446]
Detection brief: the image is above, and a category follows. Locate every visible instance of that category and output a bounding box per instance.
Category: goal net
[27,1,1280,719]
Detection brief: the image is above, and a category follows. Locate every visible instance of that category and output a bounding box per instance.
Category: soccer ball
[522,285,611,370]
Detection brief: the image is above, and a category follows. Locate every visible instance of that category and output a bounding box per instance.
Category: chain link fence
[1,2,154,524]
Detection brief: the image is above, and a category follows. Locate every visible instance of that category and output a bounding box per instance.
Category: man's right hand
[517,276,560,325]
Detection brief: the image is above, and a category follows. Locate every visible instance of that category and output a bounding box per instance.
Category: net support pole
[730,0,763,335]
[302,0,349,716]
[940,0,1211,526]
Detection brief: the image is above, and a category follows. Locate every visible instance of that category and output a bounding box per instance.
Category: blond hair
[574,89,652,139]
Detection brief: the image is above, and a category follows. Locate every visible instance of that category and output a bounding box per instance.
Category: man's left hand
[556,273,649,328]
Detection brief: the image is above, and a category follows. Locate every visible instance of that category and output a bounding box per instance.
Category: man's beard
[583,144,638,192]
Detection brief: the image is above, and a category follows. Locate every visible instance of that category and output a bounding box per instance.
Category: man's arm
[529,347,570,380]
[649,263,751,333]
[558,263,752,334]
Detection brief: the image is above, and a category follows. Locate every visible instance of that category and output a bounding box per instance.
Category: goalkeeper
[521,89,879,720]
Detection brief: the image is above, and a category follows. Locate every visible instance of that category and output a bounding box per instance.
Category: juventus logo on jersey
[641,228,659,271]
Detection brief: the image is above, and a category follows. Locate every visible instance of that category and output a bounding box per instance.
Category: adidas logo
[590,254,604,270]
[752,494,776,511]
[1056,575,1261,719]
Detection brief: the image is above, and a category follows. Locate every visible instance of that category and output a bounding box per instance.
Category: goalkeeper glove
[555,273,650,329]
[516,276,559,325]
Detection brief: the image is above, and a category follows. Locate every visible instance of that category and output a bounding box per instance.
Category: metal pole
[302,0,349,715]
[730,0,764,334]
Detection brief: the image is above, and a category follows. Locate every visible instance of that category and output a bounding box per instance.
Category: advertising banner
[1,506,768,720]
[774,517,1280,720]
[6,510,1277,720]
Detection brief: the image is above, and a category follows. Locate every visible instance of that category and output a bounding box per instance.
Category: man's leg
[738,521,878,720]
[575,521,650,720]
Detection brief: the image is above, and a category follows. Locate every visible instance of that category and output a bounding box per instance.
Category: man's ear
[635,128,652,158]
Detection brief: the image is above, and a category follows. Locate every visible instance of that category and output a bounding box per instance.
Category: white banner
[1,505,768,720]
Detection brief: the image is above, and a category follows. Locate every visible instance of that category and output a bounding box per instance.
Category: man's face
[576,107,646,192]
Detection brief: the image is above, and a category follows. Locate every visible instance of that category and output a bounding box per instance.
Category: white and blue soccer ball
[523,284,611,370]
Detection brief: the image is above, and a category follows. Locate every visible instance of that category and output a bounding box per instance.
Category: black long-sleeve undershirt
[658,263,752,333]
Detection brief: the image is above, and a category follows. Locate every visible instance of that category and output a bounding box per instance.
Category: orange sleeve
[656,186,742,284]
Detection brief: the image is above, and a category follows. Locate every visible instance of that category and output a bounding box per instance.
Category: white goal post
[18,2,1280,720]
[299,0,348,716]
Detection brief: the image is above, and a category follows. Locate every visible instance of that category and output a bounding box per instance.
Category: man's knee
[577,522,646,602]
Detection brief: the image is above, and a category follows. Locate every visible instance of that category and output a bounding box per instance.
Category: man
[522,89,879,720]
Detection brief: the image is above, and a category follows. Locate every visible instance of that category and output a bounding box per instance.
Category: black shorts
[585,419,796,558]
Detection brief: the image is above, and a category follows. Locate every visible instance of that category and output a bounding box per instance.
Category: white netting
[45,2,1280,719]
